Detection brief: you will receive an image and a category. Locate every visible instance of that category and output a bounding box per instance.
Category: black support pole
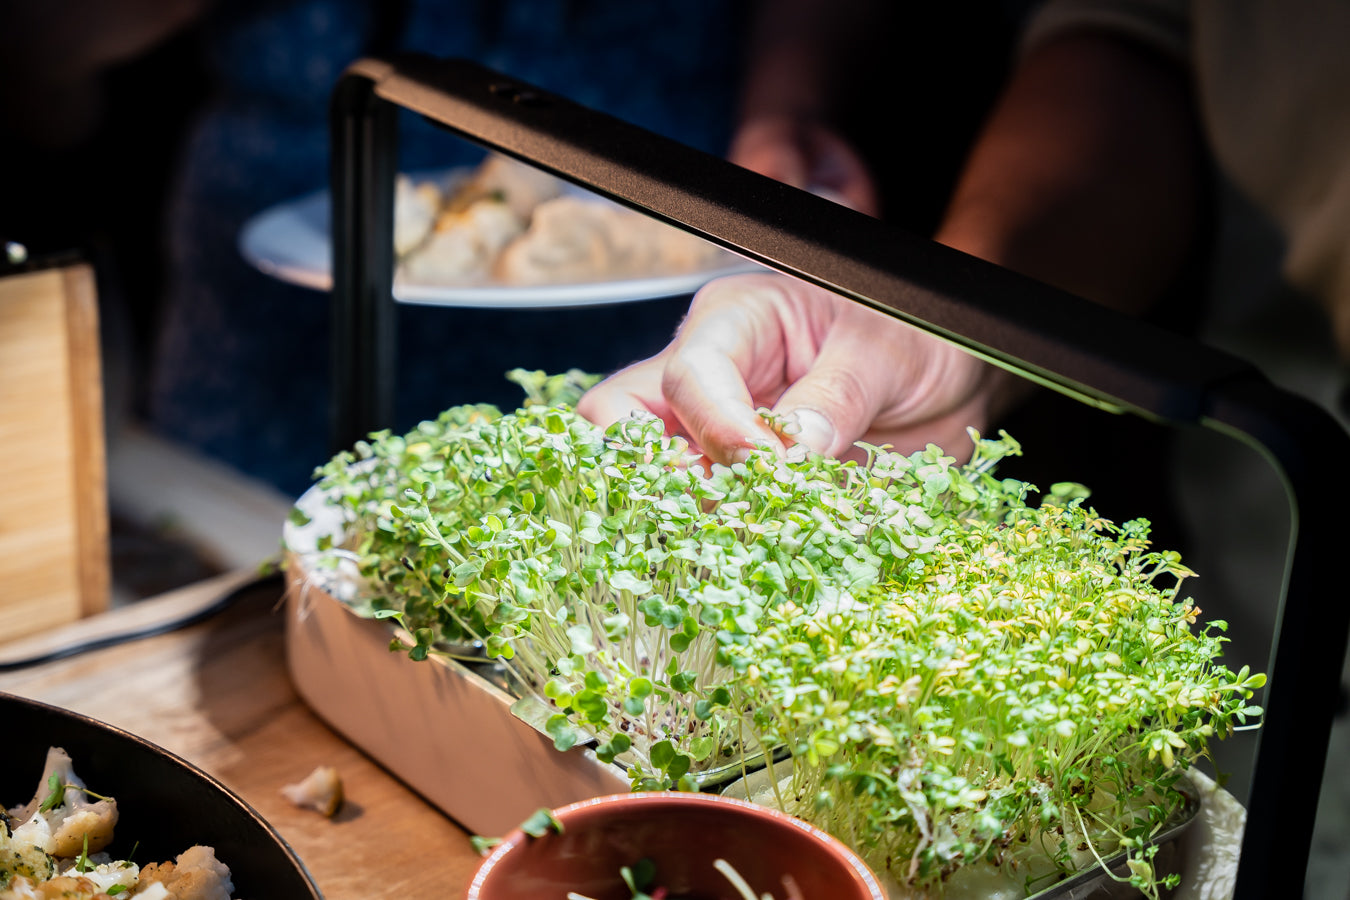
[329,61,399,453]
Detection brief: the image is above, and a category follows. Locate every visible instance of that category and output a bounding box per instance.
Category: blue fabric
[150,0,748,496]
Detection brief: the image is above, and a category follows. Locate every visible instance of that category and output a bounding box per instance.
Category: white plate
[238,174,762,309]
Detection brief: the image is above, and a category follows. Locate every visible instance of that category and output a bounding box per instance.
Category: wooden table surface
[0,570,484,899]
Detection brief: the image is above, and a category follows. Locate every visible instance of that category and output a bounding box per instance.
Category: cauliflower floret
[1,873,109,899]
[6,748,117,859]
[280,765,344,818]
[136,846,234,900]
[2,819,56,892]
[5,819,50,860]
[54,858,138,896]
[5,751,238,900]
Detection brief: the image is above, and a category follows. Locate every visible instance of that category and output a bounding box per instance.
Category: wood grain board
[0,262,109,640]
[0,572,484,899]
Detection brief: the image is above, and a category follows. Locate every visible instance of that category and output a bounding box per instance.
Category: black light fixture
[330,55,1349,899]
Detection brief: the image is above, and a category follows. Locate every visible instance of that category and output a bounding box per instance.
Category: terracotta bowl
[465,791,884,900]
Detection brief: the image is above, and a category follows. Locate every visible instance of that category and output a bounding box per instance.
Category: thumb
[769,330,889,459]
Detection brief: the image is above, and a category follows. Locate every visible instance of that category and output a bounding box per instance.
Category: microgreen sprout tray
[1025,782,1196,900]
[282,374,1261,897]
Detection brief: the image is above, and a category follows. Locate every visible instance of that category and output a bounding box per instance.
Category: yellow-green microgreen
[306,373,1262,897]
[720,438,1263,896]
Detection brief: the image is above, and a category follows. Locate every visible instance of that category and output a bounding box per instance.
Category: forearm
[934,31,1205,316]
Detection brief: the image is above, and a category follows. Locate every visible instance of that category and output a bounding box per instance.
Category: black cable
[0,571,284,673]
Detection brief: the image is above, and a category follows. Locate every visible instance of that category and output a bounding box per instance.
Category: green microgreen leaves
[299,373,1263,899]
[307,376,958,789]
[36,775,113,814]
[37,773,66,813]
[469,805,565,857]
[731,482,1260,897]
[518,807,564,838]
[619,858,658,900]
[75,834,93,873]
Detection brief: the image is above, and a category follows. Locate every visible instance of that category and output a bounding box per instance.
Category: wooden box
[0,259,108,640]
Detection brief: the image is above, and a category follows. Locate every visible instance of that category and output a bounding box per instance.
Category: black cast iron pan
[1,691,322,899]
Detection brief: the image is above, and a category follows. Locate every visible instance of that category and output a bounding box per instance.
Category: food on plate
[395,154,729,287]
[451,153,564,221]
[494,195,724,285]
[2,747,236,900]
[392,177,441,257]
[401,197,524,284]
[279,765,344,818]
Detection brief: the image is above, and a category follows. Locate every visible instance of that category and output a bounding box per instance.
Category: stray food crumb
[281,765,344,817]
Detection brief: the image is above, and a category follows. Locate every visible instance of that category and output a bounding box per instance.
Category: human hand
[728,115,881,216]
[577,274,994,464]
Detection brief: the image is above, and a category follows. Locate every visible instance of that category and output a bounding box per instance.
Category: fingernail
[787,408,836,456]
[730,447,753,465]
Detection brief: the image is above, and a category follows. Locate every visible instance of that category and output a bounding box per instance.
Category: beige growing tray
[281,487,629,838]
[284,568,630,836]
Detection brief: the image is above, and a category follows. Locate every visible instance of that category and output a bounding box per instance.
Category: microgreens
[311,370,917,788]
[75,834,92,873]
[36,776,113,814]
[468,835,502,856]
[619,859,657,899]
[721,440,1262,897]
[301,371,1263,898]
[37,773,65,813]
[518,807,564,838]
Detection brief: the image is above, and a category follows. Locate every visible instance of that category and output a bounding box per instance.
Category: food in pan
[394,154,727,286]
[2,747,235,900]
